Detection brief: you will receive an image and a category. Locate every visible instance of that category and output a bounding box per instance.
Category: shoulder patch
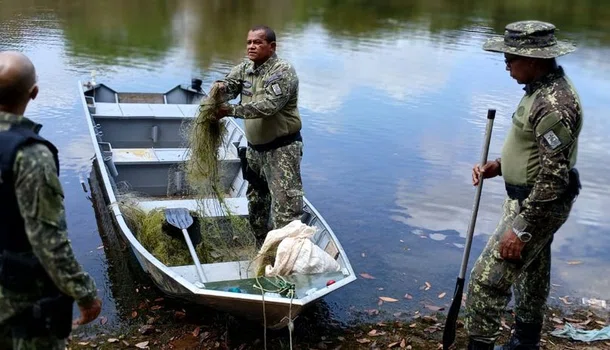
[543,130,562,150]
[271,83,282,96]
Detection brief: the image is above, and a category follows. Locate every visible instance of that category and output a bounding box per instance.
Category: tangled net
[115,83,266,270]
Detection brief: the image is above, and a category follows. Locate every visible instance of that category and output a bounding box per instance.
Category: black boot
[494,320,542,350]
[468,337,495,350]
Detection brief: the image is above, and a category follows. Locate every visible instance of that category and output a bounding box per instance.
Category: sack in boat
[257,220,340,277]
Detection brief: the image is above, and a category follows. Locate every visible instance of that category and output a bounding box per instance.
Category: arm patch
[534,111,575,154]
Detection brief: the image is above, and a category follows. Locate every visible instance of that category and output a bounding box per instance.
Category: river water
[1,0,609,329]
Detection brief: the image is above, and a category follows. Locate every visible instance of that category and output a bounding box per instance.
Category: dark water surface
[2,0,610,329]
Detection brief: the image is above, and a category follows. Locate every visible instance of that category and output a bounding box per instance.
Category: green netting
[113,84,275,273]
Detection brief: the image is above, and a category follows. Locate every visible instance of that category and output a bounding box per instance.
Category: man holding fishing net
[463,21,583,350]
[213,25,305,243]
[0,51,102,349]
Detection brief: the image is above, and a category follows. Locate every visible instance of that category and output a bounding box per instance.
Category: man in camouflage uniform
[464,21,583,350]
[215,25,304,241]
[0,51,102,349]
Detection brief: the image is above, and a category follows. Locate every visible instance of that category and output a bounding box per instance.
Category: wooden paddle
[164,207,207,288]
[442,109,496,349]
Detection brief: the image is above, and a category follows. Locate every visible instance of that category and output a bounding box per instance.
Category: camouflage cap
[483,20,576,59]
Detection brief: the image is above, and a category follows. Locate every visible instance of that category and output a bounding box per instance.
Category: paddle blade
[164,207,194,230]
[442,277,465,350]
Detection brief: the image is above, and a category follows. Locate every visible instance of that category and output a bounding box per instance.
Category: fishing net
[114,84,272,271]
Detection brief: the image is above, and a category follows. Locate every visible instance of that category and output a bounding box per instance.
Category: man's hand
[215,103,232,120]
[499,228,526,262]
[472,160,501,186]
[212,81,227,93]
[73,297,102,326]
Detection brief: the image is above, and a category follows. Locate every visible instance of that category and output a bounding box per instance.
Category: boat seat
[137,197,249,218]
[92,102,199,119]
[111,147,239,165]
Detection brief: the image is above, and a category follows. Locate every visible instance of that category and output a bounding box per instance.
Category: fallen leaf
[192,327,200,337]
[409,323,417,328]
[377,322,387,327]
[356,338,371,343]
[361,253,366,258]
[404,293,413,300]
[107,338,118,343]
[150,305,163,310]
[595,320,607,326]
[550,317,563,324]
[135,341,149,349]
[378,287,385,291]
[77,342,89,346]
[139,325,155,335]
[438,292,446,299]
[154,297,164,302]
[97,245,104,250]
[400,338,407,348]
[424,304,445,312]
[558,296,572,305]
[379,296,399,302]
[360,273,376,279]
[367,329,385,336]
[388,342,400,348]
[131,311,138,318]
[423,315,438,323]
[425,282,431,291]
[563,317,584,323]
[122,340,130,346]
[99,316,107,325]
[567,260,583,265]
[378,299,384,306]
[393,312,403,318]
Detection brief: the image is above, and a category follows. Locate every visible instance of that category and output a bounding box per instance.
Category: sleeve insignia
[543,130,562,150]
[271,83,282,96]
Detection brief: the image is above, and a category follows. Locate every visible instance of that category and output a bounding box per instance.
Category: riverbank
[67,277,609,350]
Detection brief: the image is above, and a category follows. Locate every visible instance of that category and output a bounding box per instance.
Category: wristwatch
[512,227,532,243]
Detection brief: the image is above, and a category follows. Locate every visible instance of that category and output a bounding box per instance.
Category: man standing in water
[215,25,305,242]
[464,21,583,350]
[0,51,102,349]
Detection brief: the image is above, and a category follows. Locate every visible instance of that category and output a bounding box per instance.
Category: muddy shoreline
[67,278,610,350]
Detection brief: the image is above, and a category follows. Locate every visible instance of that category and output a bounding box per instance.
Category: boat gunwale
[78,80,357,306]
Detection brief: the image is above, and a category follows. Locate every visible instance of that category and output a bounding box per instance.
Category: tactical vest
[0,126,74,340]
[0,126,59,253]
[501,80,581,187]
[240,58,302,147]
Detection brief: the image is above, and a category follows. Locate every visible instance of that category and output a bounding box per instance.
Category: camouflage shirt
[0,112,97,324]
[500,66,583,234]
[220,53,302,145]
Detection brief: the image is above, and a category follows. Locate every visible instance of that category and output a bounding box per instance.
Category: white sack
[256,220,340,277]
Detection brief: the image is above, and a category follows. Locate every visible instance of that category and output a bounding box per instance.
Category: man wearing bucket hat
[464,21,583,350]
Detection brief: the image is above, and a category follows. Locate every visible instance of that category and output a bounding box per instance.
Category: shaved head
[0,51,38,111]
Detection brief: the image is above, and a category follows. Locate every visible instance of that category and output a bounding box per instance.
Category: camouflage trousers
[0,323,66,350]
[464,196,572,343]
[245,141,304,237]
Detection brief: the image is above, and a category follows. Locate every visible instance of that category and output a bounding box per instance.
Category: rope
[253,275,296,350]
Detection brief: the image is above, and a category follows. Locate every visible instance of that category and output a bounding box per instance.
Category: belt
[505,168,581,205]
[248,131,302,152]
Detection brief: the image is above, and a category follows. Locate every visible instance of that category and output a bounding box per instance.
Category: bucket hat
[483,20,576,59]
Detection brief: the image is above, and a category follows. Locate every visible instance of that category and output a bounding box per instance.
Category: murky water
[2,0,610,328]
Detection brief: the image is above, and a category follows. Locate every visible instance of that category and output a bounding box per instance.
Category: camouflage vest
[240,55,302,146]
[0,124,59,253]
[501,77,581,186]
